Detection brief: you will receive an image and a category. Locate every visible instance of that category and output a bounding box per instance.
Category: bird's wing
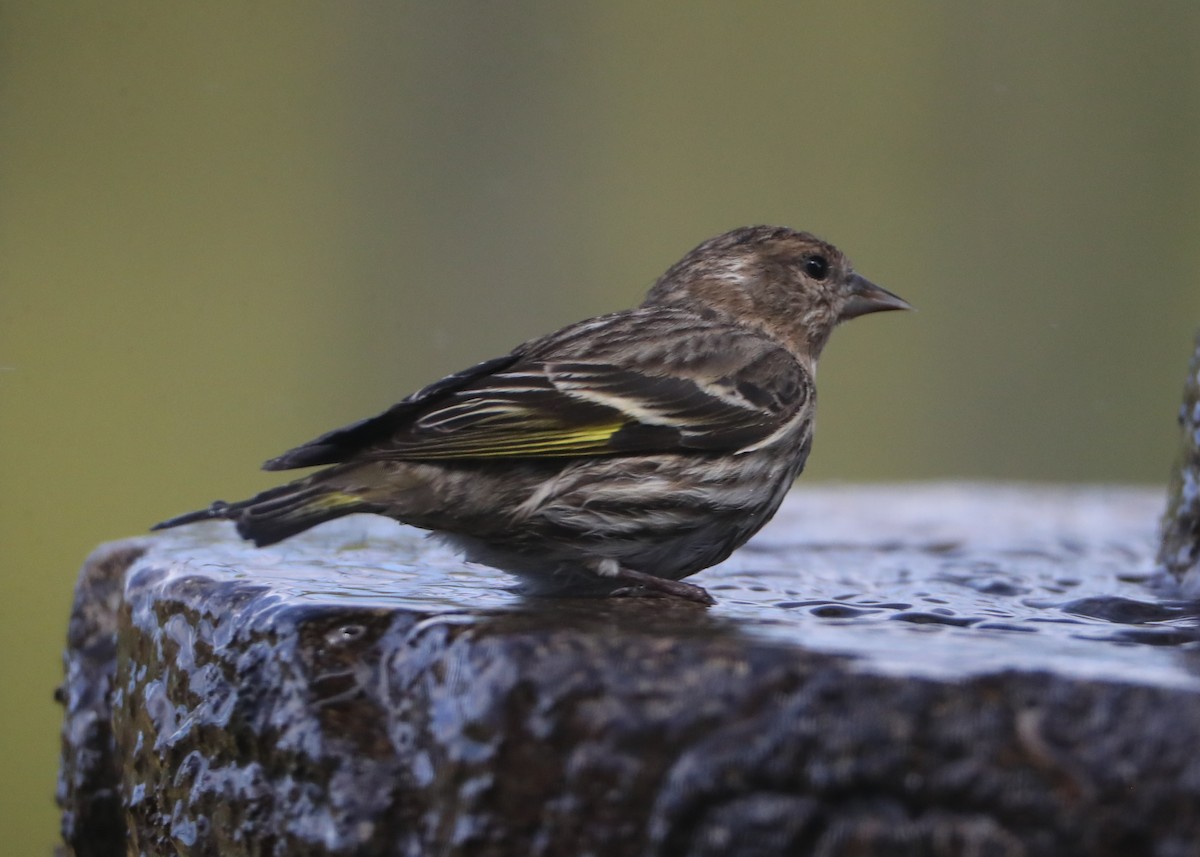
[262,353,522,470]
[264,318,811,470]
[361,343,810,461]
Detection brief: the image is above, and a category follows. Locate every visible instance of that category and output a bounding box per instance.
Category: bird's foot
[608,567,716,606]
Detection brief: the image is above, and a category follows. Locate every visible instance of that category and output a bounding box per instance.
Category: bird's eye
[803,255,830,281]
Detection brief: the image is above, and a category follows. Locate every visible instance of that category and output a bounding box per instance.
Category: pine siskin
[154,226,910,604]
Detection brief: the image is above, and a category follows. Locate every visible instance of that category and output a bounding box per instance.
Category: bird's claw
[608,568,716,606]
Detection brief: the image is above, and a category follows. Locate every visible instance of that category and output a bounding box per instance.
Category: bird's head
[643,226,911,358]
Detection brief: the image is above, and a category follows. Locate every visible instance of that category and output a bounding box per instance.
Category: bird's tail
[152,481,377,547]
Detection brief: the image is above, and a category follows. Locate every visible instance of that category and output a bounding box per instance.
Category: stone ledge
[58,484,1200,856]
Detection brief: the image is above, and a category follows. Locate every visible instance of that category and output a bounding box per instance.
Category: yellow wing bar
[394,422,627,460]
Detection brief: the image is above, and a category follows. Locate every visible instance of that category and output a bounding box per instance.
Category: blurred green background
[2,2,1198,850]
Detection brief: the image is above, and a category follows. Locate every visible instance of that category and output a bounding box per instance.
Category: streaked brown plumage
[154,226,910,604]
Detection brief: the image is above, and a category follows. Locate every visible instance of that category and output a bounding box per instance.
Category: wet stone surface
[59,483,1200,857]
[1160,332,1200,596]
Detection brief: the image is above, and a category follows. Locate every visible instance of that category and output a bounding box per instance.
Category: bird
[153,226,910,605]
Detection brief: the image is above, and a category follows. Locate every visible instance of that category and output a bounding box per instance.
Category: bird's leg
[593,559,716,606]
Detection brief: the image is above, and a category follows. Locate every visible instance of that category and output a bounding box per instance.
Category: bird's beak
[839,273,913,320]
